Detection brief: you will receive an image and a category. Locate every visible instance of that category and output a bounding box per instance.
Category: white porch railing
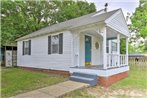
[120,54,127,66]
[107,53,127,68]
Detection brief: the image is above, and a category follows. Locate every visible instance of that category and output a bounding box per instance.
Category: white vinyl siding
[17,31,73,71]
[106,10,129,37]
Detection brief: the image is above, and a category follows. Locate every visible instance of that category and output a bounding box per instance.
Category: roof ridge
[42,8,119,29]
[49,8,120,27]
[16,8,120,41]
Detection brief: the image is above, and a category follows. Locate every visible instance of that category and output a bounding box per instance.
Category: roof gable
[105,9,129,36]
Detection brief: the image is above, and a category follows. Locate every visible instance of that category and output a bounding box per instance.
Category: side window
[23,40,31,55]
[48,33,63,54]
[51,35,59,54]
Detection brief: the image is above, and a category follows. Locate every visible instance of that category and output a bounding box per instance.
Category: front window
[51,35,59,54]
[112,41,117,52]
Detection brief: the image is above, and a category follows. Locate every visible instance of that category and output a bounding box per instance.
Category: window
[112,41,117,52]
[48,33,63,54]
[51,35,59,53]
[23,40,31,55]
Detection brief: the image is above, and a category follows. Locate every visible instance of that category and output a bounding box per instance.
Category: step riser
[72,73,97,78]
[69,77,97,86]
[69,72,97,86]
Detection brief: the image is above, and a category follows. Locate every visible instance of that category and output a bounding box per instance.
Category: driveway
[11,80,89,98]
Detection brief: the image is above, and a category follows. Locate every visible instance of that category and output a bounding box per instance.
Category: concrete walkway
[11,81,89,98]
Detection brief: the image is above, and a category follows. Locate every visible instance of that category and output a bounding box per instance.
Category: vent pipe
[104,3,108,12]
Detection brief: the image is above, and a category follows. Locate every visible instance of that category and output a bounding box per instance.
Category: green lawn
[64,63,147,98]
[1,64,147,98]
[1,67,67,98]
[111,64,147,89]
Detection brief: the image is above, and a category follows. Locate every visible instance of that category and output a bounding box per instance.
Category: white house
[16,8,129,86]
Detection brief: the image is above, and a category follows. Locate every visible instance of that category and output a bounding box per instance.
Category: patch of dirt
[86,86,147,98]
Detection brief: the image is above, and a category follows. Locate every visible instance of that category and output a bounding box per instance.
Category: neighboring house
[16,8,129,86]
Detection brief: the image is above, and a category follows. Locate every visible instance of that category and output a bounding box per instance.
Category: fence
[129,56,147,66]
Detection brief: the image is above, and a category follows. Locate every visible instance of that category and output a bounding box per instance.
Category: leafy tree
[143,40,147,51]
[128,44,136,53]
[1,0,56,45]
[129,0,147,53]
[1,0,96,46]
[131,0,147,38]
[53,1,96,23]
[120,38,126,54]
[120,38,138,54]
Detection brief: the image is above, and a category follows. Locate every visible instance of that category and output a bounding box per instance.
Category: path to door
[11,81,89,98]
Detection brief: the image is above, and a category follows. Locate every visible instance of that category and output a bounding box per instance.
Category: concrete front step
[69,72,97,86]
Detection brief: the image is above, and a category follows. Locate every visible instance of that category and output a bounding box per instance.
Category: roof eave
[16,28,70,41]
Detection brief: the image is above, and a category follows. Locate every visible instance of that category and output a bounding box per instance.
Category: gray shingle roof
[16,9,120,41]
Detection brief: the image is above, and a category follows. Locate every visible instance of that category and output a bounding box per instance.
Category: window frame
[112,41,117,52]
[23,40,31,55]
[51,34,59,54]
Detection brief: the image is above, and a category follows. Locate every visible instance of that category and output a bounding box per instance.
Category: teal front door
[85,35,91,65]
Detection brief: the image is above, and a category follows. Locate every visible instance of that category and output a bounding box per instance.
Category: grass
[1,63,147,98]
[111,64,147,89]
[64,89,96,98]
[1,67,67,98]
[64,63,147,98]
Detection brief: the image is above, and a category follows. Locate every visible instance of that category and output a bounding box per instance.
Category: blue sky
[87,0,139,24]
[87,0,139,16]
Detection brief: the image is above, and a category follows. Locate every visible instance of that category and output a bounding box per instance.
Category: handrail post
[126,38,128,65]
[117,33,120,67]
[103,27,107,69]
